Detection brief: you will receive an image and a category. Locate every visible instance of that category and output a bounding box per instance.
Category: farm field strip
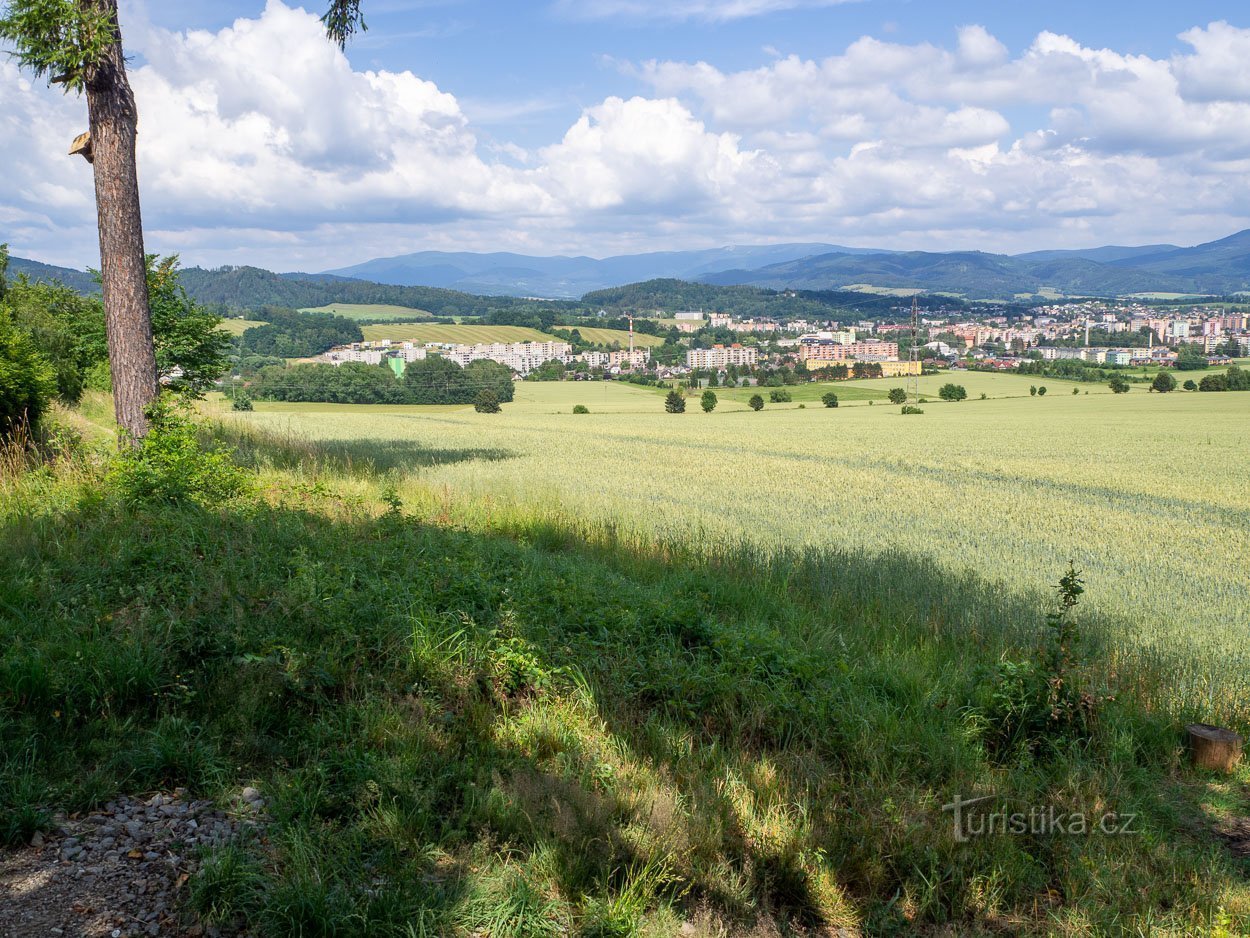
[360,323,555,344]
[229,381,1250,720]
[300,303,433,320]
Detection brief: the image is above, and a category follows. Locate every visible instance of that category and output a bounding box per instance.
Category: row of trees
[249,356,515,406]
[241,308,363,358]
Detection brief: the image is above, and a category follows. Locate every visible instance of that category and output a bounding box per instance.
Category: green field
[224,376,1250,713]
[360,323,554,344]
[300,303,433,321]
[215,318,265,336]
[568,326,666,348]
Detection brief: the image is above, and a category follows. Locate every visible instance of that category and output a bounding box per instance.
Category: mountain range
[9,229,1250,303]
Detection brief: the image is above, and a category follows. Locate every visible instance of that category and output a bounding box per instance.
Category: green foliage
[0,0,118,93]
[748,393,764,411]
[149,256,231,395]
[321,0,365,48]
[241,308,363,359]
[938,383,967,402]
[887,387,906,404]
[851,361,882,379]
[1,275,99,402]
[1151,370,1177,393]
[699,389,717,413]
[1174,346,1210,371]
[900,404,924,414]
[107,399,250,506]
[0,314,56,434]
[1037,385,1047,396]
[1199,366,1250,392]
[252,362,405,404]
[0,243,7,302]
[768,388,791,403]
[231,391,254,412]
[1183,379,1197,391]
[663,389,685,413]
[572,404,589,414]
[981,563,1104,756]
[1109,375,1131,394]
[821,391,838,408]
[474,389,502,414]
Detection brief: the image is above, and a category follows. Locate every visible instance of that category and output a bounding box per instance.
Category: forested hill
[7,254,99,294]
[582,279,974,318]
[175,266,579,316]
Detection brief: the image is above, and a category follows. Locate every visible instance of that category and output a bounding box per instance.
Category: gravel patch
[0,789,266,937]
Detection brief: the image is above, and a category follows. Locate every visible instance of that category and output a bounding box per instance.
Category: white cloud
[5,6,1250,270]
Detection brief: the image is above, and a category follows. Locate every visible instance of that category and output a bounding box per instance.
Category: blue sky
[4,0,1250,271]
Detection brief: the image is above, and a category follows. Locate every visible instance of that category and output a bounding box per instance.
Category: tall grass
[2,418,1248,935]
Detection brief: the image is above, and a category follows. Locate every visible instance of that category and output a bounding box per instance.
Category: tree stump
[1186,723,1244,773]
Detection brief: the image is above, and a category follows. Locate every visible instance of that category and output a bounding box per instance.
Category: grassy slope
[299,303,434,321]
[568,327,667,348]
[2,391,1249,935]
[216,318,266,336]
[361,323,555,344]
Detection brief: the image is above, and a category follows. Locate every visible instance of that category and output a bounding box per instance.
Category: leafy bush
[663,390,686,413]
[768,389,792,403]
[938,383,967,401]
[900,405,924,415]
[107,399,251,507]
[748,394,764,411]
[1037,386,1047,396]
[572,404,589,414]
[1151,371,1177,393]
[0,316,56,435]
[700,390,717,413]
[1199,366,1250,392]
[887,388,906,404]
[474,389,502,413]
[1183,379,1197,391]
[1109,375,1130,393]
[821,392,838,408]
[231,391,254,412]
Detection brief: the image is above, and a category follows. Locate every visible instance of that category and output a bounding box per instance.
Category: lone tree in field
[1151,370,1177,393]
[700,389,717,413]
[1109,375,1130,394]
[938,383,967,402]
[1,0,159,438]
[473,389,501,413]
[748,394,764,411]
[821,391,838,408]
[664,389,686,413]
[887,387,906,404]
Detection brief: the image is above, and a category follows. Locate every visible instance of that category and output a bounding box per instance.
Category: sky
[4,0,1250,272]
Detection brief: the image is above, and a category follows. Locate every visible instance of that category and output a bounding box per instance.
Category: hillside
[323,243,883,298]
[5,254,99,294]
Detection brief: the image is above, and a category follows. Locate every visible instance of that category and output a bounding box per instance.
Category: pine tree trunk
[84,0,157,440]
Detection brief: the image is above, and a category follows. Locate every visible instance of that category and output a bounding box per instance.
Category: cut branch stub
[69,131,94,164]
[1186,723,1244,773]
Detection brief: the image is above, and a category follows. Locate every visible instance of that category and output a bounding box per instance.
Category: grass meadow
[299,303,434,321]
[3,374,1249,936]
[567,327,667,348]
[361,323,556,344]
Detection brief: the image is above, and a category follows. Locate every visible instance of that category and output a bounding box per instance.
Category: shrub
[1109,375,1130,393]
[107,399,250,507]
[1151,371,1177,393]
[748,394,764,411]
[231,391,254,412]
[664,390,686,413]
[700,390,717,413]
[901,405,924,415]
[887,388,906,404]
[1029,385,1037,397]
[1072,387,1079,395]
[0,317,56,435]
[1183,379,1197,391]
[939,383,967,402]
[821,392,838,408]
[1037,386,1047,396]
[768,389,791,403]
[980,392,987,400]
[474,389,502,413]
[572,404,589,414]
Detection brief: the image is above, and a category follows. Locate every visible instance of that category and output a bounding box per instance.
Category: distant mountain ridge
[9,227,1250,303]
[322,243,885,298]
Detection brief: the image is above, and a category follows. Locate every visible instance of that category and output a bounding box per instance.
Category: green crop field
[215,318,265,336]
[223,376,1250,723]
[360,323,555,344]
[566,326,666,347]
[300,303,433,321]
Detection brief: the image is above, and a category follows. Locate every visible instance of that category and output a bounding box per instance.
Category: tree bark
[83,0,157,440]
